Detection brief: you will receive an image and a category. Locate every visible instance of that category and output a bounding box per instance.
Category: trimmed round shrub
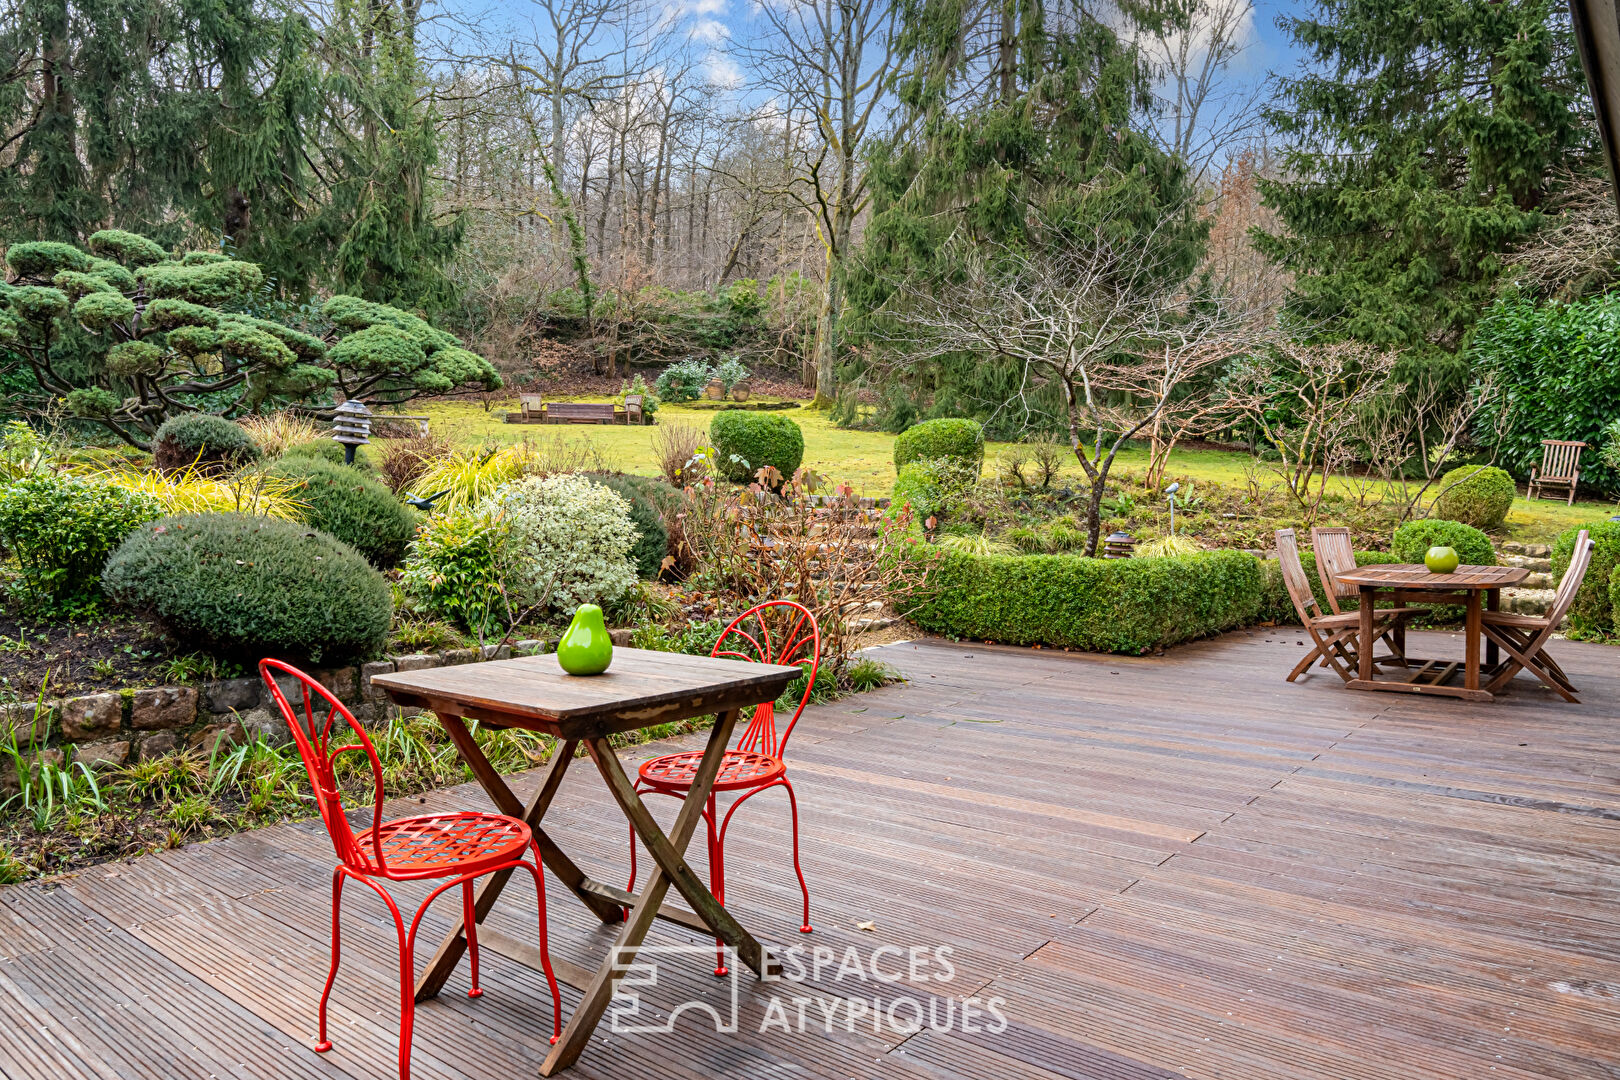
[151,414,259,473]
[281,438,373,471]
[268,457,419,568]
[586,472,675,579]
[1433,465,1516,529]
[894,418,984,476]
[487,474,639,614]
[892,458,979,521]
[103,513,392,663]
[1552,521,1620,634]
[1610,560,1620,633]
[1391,519,1495,567]
[0,475,160,613]
[709,410,804,483]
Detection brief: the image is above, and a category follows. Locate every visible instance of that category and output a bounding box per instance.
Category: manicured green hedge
[1391,519,1495,567]
[1610,561,1620,634]
[894,418,984,475]
[904,549,1264,654]
[586,472,675,579]
[1433,465,1515,529]
[1553,521,1620,634]
[709,410,803,482]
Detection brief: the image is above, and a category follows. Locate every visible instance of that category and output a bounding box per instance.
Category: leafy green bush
[488,474,639,615]
[151,415,260,473]
[1432,465,1516,529]
[714,356,750,391]
[1391,519,1496,567]
[709,410,804,482]
[892,458,979,521]
[1257,550,1400,623]
[400,506,511,635]
[1599,417,1620,486]
[1470,294,1620,495]
[587,473,675,578]
[1552,521,1620,634]
[267,457,419,568]
[903,548,1264,654]
[281,439,373,471]
[894,418,985,475]
[103,513,392,663]
[1610,560,1620,634]
[0,475,160,613]
[656,358,713,403]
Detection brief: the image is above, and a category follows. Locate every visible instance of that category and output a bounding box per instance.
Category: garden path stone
[237,708,290,746]
[59,693,121,740]
[391,653,440,672]
[440,648,481,666]
[203,677,260,714]
[187,720,246,757]
[0,701,54,745]
[131,686,198,731]
[73,739,130,769]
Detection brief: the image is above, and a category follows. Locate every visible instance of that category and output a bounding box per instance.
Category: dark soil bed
[0,609,209,702]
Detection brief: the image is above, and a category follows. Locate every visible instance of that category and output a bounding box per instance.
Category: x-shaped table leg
[414,709,774,1076]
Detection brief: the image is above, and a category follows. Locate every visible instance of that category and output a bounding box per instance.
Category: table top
[1334,563,1528,590]
[371,647,805,739]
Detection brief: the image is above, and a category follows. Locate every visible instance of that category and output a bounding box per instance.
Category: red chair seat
[360,812,532,878]
[639,750,785,792]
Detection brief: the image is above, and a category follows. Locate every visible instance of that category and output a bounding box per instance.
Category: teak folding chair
[519,394,546,422]
[1311,526,1421,665]
[1481,530,1593,702]
[1276,529,1410,684]
[1527,440,1586,504]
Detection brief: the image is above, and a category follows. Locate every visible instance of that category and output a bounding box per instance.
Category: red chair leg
[781,778,812,934]
[705,793,728,976]
[316,868,345,1052]
[624,781,642,922]
[354,876,416,1080]
[519,849,564,1044]
[462,879,483,998]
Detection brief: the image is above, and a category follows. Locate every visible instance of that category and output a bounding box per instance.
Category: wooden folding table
[372,647,802,1075]
[1333,563,1528,702]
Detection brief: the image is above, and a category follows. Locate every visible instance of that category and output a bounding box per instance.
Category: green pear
[557,603,613,675]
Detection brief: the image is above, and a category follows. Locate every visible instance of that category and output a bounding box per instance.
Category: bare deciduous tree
[886,211,1269,556]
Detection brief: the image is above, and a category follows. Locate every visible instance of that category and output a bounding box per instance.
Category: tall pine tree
[844,0,1205,435]
[1256,0,1592,364]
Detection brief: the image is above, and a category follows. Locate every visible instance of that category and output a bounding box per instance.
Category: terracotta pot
[731,382,752,401]
[704,378,726,400]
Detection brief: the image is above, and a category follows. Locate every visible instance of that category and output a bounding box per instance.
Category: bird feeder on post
[331,399,372,466]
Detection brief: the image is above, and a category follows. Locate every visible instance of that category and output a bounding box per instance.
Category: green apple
[1424,545,1460,574]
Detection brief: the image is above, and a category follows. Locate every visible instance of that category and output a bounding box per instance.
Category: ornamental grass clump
[487,474,640,616]
[103,513,392,663]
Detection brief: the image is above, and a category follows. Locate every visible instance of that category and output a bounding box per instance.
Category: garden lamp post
[1104,531,1137,559]
[331,399,372,466]
[1165,482,1180,535]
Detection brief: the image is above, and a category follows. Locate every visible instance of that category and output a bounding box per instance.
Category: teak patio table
[371,647,803,1075]
[1332,563,1528,702]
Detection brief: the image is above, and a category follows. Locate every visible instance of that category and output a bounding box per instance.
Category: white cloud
[705,53,745,89]
[691,16,730,43]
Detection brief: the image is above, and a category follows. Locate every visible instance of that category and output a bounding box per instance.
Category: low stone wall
[1,630,631,776]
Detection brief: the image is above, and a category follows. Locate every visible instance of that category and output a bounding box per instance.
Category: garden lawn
[412,399,1614,546]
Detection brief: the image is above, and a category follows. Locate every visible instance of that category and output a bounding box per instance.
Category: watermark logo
[608,943,1008,1037]
[608,943,740,1034]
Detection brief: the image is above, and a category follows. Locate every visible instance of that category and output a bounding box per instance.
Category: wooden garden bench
[1528,439,1586,504]
[545,402,620,424]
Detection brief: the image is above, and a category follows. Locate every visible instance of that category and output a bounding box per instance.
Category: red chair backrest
[259,659,388,875]
[710,601,820,760]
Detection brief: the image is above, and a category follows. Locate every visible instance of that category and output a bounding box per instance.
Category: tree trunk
[811,263,841,405]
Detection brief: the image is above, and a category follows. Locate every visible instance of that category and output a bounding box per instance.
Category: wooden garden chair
[624,394,645,425]
[1276,529,1409,684]
[1480,529,1594,702]
[1528,440,1586,504]
[518,394,546,422]
[1310,526,1421,666]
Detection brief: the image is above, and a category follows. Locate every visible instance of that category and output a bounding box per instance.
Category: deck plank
[1,630,1618,1080]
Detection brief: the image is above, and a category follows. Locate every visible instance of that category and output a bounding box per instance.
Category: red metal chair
[626,601,820,975]
[259,659,562,1080]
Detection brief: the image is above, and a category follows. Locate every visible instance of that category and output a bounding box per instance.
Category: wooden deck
[3,629,1619,1080]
